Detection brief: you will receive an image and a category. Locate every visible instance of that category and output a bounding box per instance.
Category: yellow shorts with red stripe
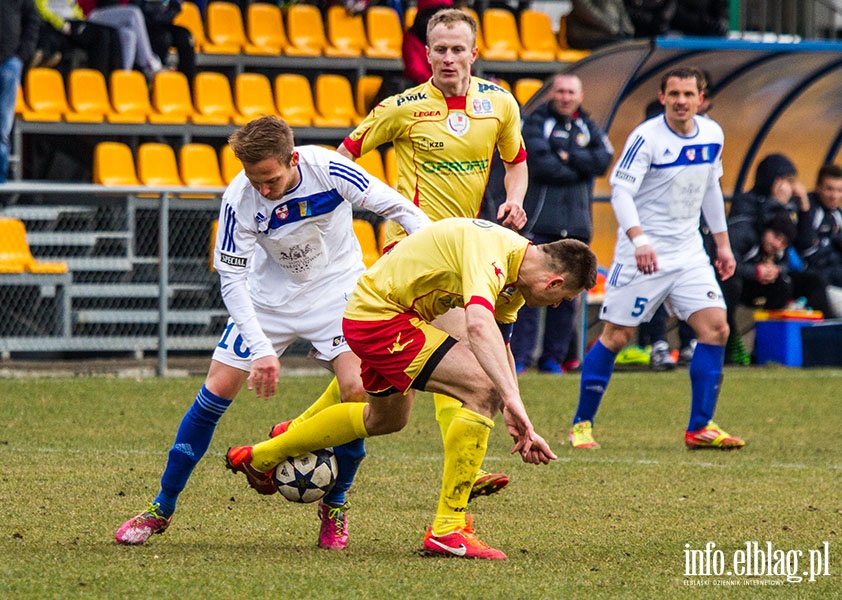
[342,312,456,395]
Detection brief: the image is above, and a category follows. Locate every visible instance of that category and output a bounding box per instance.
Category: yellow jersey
[342,78,526,245]
[344,218,528,323]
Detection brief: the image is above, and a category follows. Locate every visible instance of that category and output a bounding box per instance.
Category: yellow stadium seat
[355,74,382,116]
[245,3,287,54]
[284,4,328,56]
[138,143,183,187]
[151,70,194,124]
[173,1,205,51]
[14,84,28,115]
[364,6,402,59]
[66,68,111,122]
[514,78,544,106]
[403,6,416,30]
[353,219,380,268]
[209,219,218,271]
[481,9,520,61]
[179,143,226,188]
[495,78,511,93]
[234,72,278,121]
[355,149,386,184]
[315,74,361,128]
[93,141,140,186]
[220,144,242,184]
[325,5,366,57]
[0,218,68,274]
[21,68,68,122]
[192,71,247,125]
[273,73,319,127]
[203,1,246,54]
[557,15,591,62]
[383,145,397,188]
[518,9,559,61]
[108,69,153,123]
[461,8,485,54]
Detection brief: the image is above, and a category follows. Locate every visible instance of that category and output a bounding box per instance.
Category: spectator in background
[624,0,676,38]
[565,0,634,50]
[77,0,165,79]
[1,0,39,184]
[800,164,842,288]
[35,0,124,77]
[512,73,613,374]
[403,0,453,86]
[670,0,729,37]
[133,0,197,84]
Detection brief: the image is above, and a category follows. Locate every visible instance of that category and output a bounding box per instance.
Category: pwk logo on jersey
[477,82,506,94]
[219,253,247,267]
[396,92,427,106]
[471,98,493,115]
[446,112,470,136]
[275,204,289,220]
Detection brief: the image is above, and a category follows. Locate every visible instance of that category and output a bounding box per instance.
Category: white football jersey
[609,114,724,270]
[213,145,430,360]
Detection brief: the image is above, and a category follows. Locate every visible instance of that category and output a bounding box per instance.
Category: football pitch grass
[2,367,840,598]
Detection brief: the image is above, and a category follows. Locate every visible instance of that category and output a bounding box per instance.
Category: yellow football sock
[288,377,341,430]
[250,402,368,472]
[433,393,461,442]
[432,408,493,536]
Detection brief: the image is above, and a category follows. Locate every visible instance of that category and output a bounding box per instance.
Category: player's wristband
[631,234,650,248]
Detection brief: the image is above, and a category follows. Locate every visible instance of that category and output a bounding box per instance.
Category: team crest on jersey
[446,112,470,136]
[275,204,289,220]
[471,98,493,115]
[298,200,311,217]
[685,148,696,162]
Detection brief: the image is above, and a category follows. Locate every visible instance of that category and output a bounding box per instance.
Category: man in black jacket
[511,73,613,374]
[801,164,842,287]
[1,0,39,183]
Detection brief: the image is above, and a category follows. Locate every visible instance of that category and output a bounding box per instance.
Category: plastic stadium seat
[364,6,403,59]
[209,219,218,271]
[21,68,68,121]
[518,9,560,61]
[0,218,68,274]
[138,143,183,187]
[495,78,511,93]
[173,1,205,51]
[284,4,328,56]
[273,73,319,127]
[204,1,247,54]
[108,69,153,123]
[245,3,287,55]
[179,143,226,188]
[514,78,544,106]
[325,5,366,57]
[234,72,278,121]
[557,15,591,62]
[66,68,111,122]
[219,144,242,184]
[403,6,416,30]
[461,8,485,54]
[383,145,397,188]
[314,74,361,128]
[481,9,520,61]
[355,74,383,116]
[355,149,386,184]
[15,84,27,115]
[93,141,140,186]
[192,71,247,125]
[352,219,380,268]
[151,70,194,124]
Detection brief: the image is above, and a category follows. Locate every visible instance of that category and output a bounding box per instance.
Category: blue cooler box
[753,310,823,367]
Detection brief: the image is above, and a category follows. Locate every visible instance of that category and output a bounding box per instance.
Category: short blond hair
[426,8,477,48]
[228,116,294,165]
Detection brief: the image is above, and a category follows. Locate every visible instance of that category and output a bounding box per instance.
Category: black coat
[521,102,613,242]
[800,194,842,270]
[1,0,39,64]
[670,0,729,37]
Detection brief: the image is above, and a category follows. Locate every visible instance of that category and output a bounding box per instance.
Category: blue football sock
[323,437,365,507]
[688,342,724,432]
[573,340,616,425]
[153,385,232,518]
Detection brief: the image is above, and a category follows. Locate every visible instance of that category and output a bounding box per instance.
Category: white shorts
[211,298,351,371]
[598,259,726,327]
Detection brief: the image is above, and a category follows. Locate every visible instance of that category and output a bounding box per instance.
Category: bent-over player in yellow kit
[228,218,598,559]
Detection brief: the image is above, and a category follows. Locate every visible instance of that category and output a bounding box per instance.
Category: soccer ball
[273,448,338,503]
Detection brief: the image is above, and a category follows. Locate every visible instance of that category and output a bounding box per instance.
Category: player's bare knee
[339,379,368,403]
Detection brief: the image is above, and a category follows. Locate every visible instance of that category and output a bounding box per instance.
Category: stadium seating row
[0,217,68,274]
[92,140,395,190]
[174,1,588,63]
[16,67,546,127]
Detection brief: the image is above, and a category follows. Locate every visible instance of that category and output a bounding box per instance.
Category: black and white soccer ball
[273,448,338,503]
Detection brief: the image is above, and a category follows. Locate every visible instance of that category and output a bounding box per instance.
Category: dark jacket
[521,102,613,242]
[800,194,842,270]
[1,0,39,65]
[728,217,792,283]
[670,0,729,37]
[566,0,634,50]
[624,0,677,37]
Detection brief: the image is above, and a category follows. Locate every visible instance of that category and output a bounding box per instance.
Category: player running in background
[568,66,746,450]
[227,217,598,559]
[276,8,528,499]
[115,116,430,547]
